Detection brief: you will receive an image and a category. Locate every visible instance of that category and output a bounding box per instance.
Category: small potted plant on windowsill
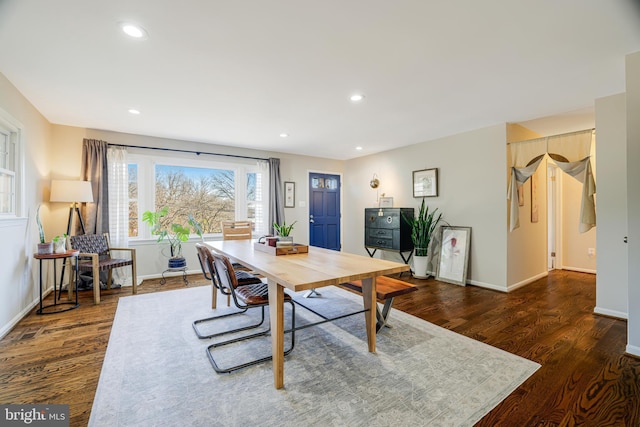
[273,220,296,246]
[36,204,53,254]
[142,207,203,268]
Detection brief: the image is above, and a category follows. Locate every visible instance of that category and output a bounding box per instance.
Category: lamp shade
[50,180,94,203]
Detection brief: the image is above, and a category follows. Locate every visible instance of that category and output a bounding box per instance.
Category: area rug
[89,285,539,427]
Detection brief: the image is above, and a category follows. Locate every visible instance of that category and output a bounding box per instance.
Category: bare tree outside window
[154,165,235,234]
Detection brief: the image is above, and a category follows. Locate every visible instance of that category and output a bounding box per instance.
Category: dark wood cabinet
[364,208,414,264]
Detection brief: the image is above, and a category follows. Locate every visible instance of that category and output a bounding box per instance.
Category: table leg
[267,279,285,389]
[38,259,44,314]
[361,277,377,353]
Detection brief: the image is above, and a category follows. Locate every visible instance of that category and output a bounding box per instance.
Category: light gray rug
[89,285,539,427]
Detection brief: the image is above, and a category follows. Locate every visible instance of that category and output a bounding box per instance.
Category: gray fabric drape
[507,129,595,233]
[80,139,109,234]
[268,158,285,235]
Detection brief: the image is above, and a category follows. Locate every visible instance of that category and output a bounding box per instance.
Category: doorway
[308,172,341,251]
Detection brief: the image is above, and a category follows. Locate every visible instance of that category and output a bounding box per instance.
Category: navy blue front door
[309,173,341,251]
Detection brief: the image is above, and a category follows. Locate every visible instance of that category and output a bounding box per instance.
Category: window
[0,108,23,219]
[127,153,268,239]
[128,164,138,237]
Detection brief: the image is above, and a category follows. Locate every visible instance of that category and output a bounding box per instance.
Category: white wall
[506,124,548,289]
[626,51,640,356]
[594,93,628,319]
[0,73,52,338]
[343,125,509,290]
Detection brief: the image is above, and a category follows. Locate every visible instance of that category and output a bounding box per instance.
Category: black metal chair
[194,243,262,313]
[193,247,296,373]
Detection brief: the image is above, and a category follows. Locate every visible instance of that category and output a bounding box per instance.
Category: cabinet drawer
[368,228,394,239]
[365,236,394,249]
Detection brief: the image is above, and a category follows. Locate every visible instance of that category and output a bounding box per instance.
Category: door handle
[310,219,315,223]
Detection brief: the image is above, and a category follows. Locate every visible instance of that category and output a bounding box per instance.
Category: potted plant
[142,207,203,268]
[36,204,53,254]
[403,198,443,279]
[273,220,296,246]
[52,233,68,254]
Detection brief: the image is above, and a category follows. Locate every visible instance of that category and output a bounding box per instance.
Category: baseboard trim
[625,344,640,357]
[561,266,597,274]
[593,306,628,320]
[505,271,549,293]
[467,279,508,293]
[0,287,54,340]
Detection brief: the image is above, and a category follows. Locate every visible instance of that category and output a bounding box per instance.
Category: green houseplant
[273,220,296,246]
[142,207,203,268]
[403,198,443,278]
[36,204,53,254]
[273,220,296,237]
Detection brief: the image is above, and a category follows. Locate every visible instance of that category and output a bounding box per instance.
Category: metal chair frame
[192,248,296,373]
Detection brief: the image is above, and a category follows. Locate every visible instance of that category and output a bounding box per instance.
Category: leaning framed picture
[284,181,295,208]
[379,196,393,208]
[435,226,471,286]
[413,168,438,197]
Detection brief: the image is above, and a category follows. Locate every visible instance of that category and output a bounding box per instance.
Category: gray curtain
[268,157,285,235]
[79,139,109,234]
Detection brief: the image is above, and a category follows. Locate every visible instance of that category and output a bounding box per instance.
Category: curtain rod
[107,143,270,161]
[507,128,595,144]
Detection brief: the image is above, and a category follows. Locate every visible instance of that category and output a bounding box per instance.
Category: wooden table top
[34,250,80,260]
[206,240,409,292]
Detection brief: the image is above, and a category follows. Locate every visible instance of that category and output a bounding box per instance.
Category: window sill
[0,216,28,228]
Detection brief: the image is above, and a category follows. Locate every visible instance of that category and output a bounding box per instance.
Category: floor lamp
[50,180,94,235]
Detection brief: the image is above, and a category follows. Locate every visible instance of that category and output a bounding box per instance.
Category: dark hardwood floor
[0,270,638,426]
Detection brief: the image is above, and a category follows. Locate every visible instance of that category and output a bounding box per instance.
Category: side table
[34,250,80,314]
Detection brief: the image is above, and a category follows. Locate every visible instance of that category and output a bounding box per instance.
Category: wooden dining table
[205,239,409,389]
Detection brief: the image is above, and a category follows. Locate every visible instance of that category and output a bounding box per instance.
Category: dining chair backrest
[195,243,213,281]
[210,252,241,292]
[221,221,253,240]
[69,233,111,260]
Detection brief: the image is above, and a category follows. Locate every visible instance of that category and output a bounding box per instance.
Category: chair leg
[131,252,137,295]
[107,269,113,290]
[91,255,100,305]
[192,306,262,339]
[205,301,296,374]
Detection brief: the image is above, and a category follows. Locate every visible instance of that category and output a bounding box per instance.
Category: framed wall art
[435,226,471,286]
[284,181,295,208]
[413,168,438,197]
[379,196,393,208]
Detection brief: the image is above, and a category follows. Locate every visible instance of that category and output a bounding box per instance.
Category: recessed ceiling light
[356,146,363,151]
[121,23,148,39]
[128,109,141,115]
[350,94,365,102]
[279,133,289,138]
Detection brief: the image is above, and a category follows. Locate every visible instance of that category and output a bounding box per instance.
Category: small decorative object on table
[36,204,53,254]
[53,234,68,254]
[273,220,296,246]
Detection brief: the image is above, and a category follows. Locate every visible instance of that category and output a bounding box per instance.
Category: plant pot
[53,237,66,254]
[37,242,53,255]
[168,257,187,269]
[277,236,293,246]
[412,255,429,279]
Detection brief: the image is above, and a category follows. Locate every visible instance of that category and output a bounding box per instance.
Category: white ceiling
[1,1,639,160]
